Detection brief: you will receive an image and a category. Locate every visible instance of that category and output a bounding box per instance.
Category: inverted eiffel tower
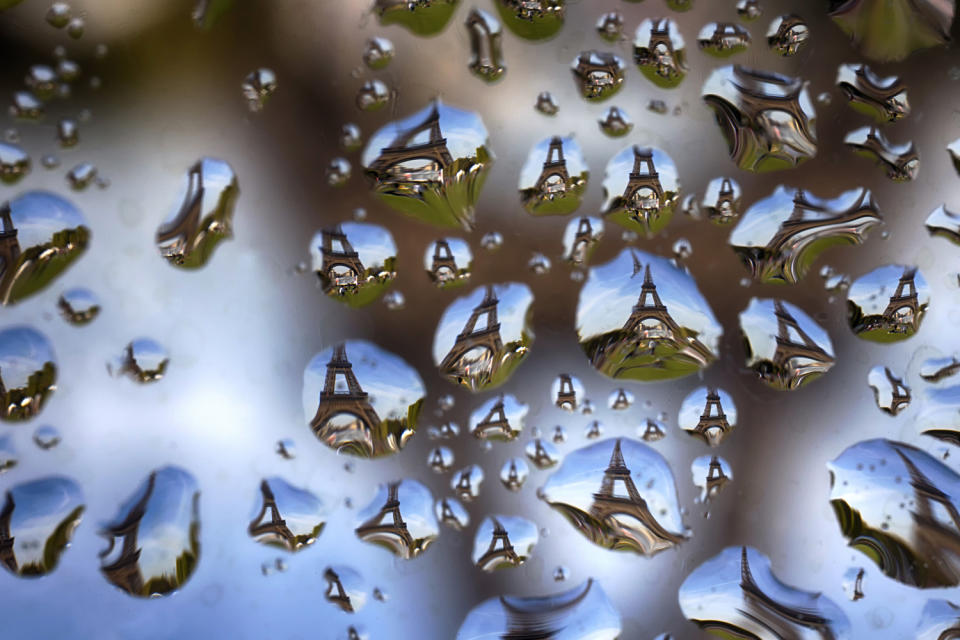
[555,374,576,409]
[430,239,458,281]
[882,267,920,333]
[320,225,366,287]
[771,300,833,374]
[310,343,382,445]
[477,517,520,570]
[621,147,663,212]
[439,285,504,378]
[248,480,298,549]
[367,103,453,177]
[100,472,156,595]
[694,388,731,442]
[473,395,513,439]
[355,481,416,556]
[534,137,569,195]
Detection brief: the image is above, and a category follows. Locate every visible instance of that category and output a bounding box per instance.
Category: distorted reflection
[247,478,326,552]
[847,264,929,342]
[0,326,57,422]
[312,222,397,307]
[471,515,538,572]
[518,136,588,216]
[678,386,737,447]
[0,476,83,577]
[354,479,439,559]
[601,145,680,236]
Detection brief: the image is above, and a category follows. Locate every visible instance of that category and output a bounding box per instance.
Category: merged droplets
[156,157,238,269]
[601,145,680,236]
[597,106,632,137]
[465,9,505,82]
[247,478,326,551]
[519,136,588,216]
[99,467,200,597]
[552,373,584,411]
[499,457,529,491]
[633,19,687,88]
[354,479,438,559]
[739,298,834,390]
[0,142,29,184]
[324,565,368,613]
[926,205,960,245]
[362,37,395,70]
[540,438,685,555]
[494,0,564,41]
[1,191,90,305]
[433,283,534,391]
[828,0,954,62]
[0,326,58,422]
[691,455,732,502]
[57,287,100,325]
[767,15,809,56]
[701,177,741,225]
[455,579,621,639]
[729,186,882,285]
[241,68,277,112]
[570,51,625,102]
[828,439,960,587]
[373,0,459,36]
[702,65,817,172]
[469,393,527,440]
[471,515,538,571]
[362,100,493,229]
[0,476,83,578]
[108,338,169,383]
[312,222,397,307]
[679,546,851,637]
[678,387,737,446]
[867,366,911,416]
[698,23,751,57]
[562,216,603,267]
[576,248,722,382]
[836,64,910,123]
[844,126,919,182]
[303,340,425,458]
[847,265,929,342]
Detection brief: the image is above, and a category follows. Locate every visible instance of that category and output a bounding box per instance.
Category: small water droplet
[355,80,390,111]
[480,231,503,251]
[57,118,79,148]
[571,51,625,101]
[56,59,80,82]
[633,19,687,88]
[520,136,588,216]
[363,36,395,70]
[647,99,668,115]
[0,327,58,422]
[425,237,472,288]
[66,162,97,190]
[241,68,277,112]
[842,567,865,601]
[671,238,692,261]
[249,477,327,551]
[585,420,603,439]
[435,495,469,531]
[844,126,919,182]
[470,394,527,441]
[323,565,368,612]
[32,425,61,450]
[598,106,632,137]
[1,477,83,577]
[525,438,559,469]
[601,146,681,237]
[10,92,43,120]
[0,142,30,184]
[701,177,741,225]
[356,479,439,558]
[108,338,169,383]
[766,15,809,56]
[528,252,551,275]
[427,446,455,472]
[326,158,351,187]
[736,0,762,21]
[65,16,84,39]
[596,12,623,42]
[678,387,736,446]
[275,438,296,459]
[26,65,57,100]
[46,2,71,28]
[499,457,530,491]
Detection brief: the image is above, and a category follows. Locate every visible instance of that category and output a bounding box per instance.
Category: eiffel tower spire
[693,388,731,444]
[621,147,663,217]
[473,394,514,439]
[430,239,459,283]
[248,480,299,550]
[555,374,577,409]
[310,344,382,454]
[439,285,504,382]
[882,266,920,333]
[534,137,570,196]
[355,481,417,558]
[320,225,366,291]
[476,516,520,570]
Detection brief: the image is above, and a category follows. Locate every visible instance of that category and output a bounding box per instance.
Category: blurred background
[1,0,960,637]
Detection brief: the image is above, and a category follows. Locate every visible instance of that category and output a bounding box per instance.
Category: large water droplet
[576,248,721,381]
[241,68,277,112]
[362,100,493,229]
[248,477,326,551]
[303,340,425,458]
[868,366,911,416]
[633,19,687,88]
[374,0,458,35]
[425,237,472,288]
[847,265,929,342]
[678,386,737,446]
[354,479,439,559]
[469,393,527,440]
[729,185,881,285]
[465,8,505,82]
[499,457,529,491]
[679,546,851,636]
[844,126,919,181]
[0,326,57,422]
[100,467,200,597]
[828,0,953,62]
[601,146,680,236]
[471,515,538,571]
[494,0,564,40]
[433,283,534,391]
[691,455,732,502]
[312,222,397,306]
[739,297,834,390]
[540,438,685,555]
[571,51,625,101]
[519,136,588,216]
[156,157,238,269]
[836,64,910,122]
[702,65,817,172]
[0,476,83,577]
[324,565,368,613]
[698,23,751,57]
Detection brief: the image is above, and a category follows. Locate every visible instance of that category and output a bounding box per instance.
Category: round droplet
[847,265,929,342]
[275,438,296,459]
[480,231,503,251]
[527,252,551,275]
[576,249,722,381]
[0,142,30,184]
[601,145,681,237]
[596,12,623,42]
[678,387,737,446]
[585,419,604,439]
[562,216,603,267]
[525,438,559,469]
[65,16,84,38]
[469,394,526,441]
[326,158,352,187]
[433,283,534,391]
[767,15,809,56]
[46,2,71,28]
[553,565,568,581]
[33,425,61,450]
[499,457,529,491]
[552,374,584,411]
[66,162,97,190]
[355,479,439,559]
[551,425,566,443]
[519,136,589,216]
[248,477,327,551]
[382,290,405,310]
[108,338,169,383]
[362,37,395,70]
[701,177,741,225]
[472,515,538,571]
[56,60,79,82]
[355,79,390,111]
[494,0,564,40]
[633,19,687,88]
[100,467,200,596]
[571,51,625,101]
[535,91,559,115]
[424,237,471,289]
[598,106,632,137]
[374,0,459,36]
[340,123,362,151]
[451,464,484,501]
[639,418,667,442]
[0,476,84,577]
[607,388,634,410]
[427,446,455,472]
[312,222,397,307]
[0,326,58,421]
[10,92,43,120]
[241,68,277,112]
[671,238,692,261]
[304,340,425,458]
[40,154,58,170]
[736,0,762,21]
[25,65,57,99]
[56,118,79,148]
[698,23,751,57]
[691,455,732,502]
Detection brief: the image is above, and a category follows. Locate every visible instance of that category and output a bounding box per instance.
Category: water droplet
[729,186,881,284]
[340,123,362,151]
[355,479,439,559]
[527,252,551,275]
[926,204,960,245]
[372,586,387,602]
[844,126,919,181]
[550,374,581,411]
[437,394,455,411]
[362,100,493,229]
[868,366,911,416]
[33,425,61,450]
[435,495,469,530]
[582,420,602,439]
[480,231,503,251]
[0,436,15,473]
[108,338,170,383]
[842,567,865,601]
[325,157,351,187]
[666,0,694,11]
[639,418,666,442]
[374,0,459,36]
[94,43,108,58]
[452,464,484,501]
[56,60,79,82]
[355,79,390,111]
[691,455,732,503]
[324,565,368,613]
[312,222,397,306]
[65,16,84,39]
[920,356,960,383]
[0,142,30,184]
[433,283,534,391]
[465,9,505,82]
[382,290,405,310]
[829,0,952,62]
[698,23,751,57]
[535,91,559,115]
[740,298,834,390]
[648,99,668,115]
[551,425,567,443]
[767,15,809,56]
[424,237,471,289]
[848,265,929,342]
[541,438,685,554]
[829,438,960,587]
[679,546,851,635]
[470,393,527,440]
[304,340,425,458]
[577,248,721,381]
[100,467,200,596]
[494,0,564,40]
[1,476,83,577]
[597,106,632,137]
[499,457,529,491]
[607,388,634,411]
[56,118,79,148]
[248,478,326,551]
[701,177,741,225]
[275,438,296,459]
[10,92,43,120]
[25,65,57,100]
[678,387,737,446]
[596,11,623,42]
[519,136,588,216]
[736,0,762,21]
[472,515,538,571]
[817,91,832,106]
[571,51,625,101]
[525,438,559,469]
[363,37,395,71]
[427,446,455,473]
[671,238,692,261]
[916,599,960,637]
[0,327,58,422]
[240,68,277,112]
[836,64,909,123]
[456,579,621,638]
[601,146,680,237]
[46,2,71,28]
[702,65,817,172]
[66,162,96,190]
